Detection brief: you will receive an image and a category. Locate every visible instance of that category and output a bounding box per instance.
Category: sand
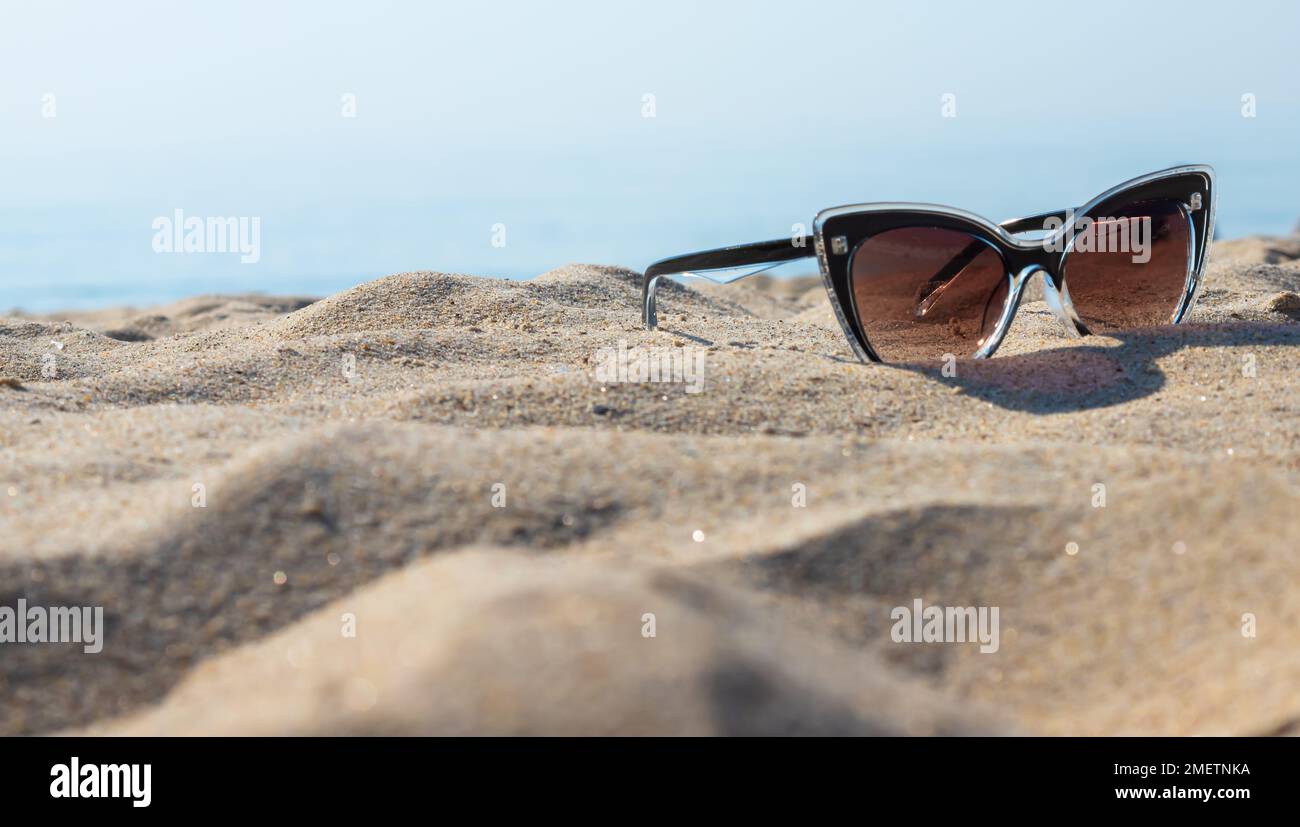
[2,235,1299,736]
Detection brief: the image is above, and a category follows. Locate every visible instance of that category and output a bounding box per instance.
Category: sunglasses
[642,165,1216,363]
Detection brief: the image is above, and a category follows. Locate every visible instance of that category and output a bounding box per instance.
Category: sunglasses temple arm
[641,236,815,329]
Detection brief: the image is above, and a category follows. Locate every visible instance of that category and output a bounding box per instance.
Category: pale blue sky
[2,0,1297,309]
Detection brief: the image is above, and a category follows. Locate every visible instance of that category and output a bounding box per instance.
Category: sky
[2,0,1298,310]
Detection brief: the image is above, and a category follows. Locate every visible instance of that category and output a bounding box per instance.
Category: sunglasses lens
[849,227,1010,362]
[1061,199,1191,332]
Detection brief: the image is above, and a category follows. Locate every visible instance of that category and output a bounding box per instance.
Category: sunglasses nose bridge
[1012,263,1040,290]
[1040,268,1086,338]
[972,264,1041,359]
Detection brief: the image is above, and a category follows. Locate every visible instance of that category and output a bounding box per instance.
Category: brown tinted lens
[849,226,1009,362]
[1062,199,1190,332]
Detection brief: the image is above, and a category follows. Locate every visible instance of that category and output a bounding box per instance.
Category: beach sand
[2,235,1300,736]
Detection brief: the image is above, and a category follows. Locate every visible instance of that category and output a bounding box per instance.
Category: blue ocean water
[3,154,1294,313]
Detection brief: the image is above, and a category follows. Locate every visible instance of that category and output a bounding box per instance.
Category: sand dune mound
[530,262,642,293]
[530,263,751,321]
[272,271,509,338]
[0,319,124,382]
[4,236,1300,735]
[86,550,1004,736]
[271,267,745,341]
[21,294,318,341]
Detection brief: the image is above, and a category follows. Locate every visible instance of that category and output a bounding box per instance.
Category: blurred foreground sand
[2,235,1300,735]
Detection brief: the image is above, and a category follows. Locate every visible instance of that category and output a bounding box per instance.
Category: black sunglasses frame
[643,165,1215,363]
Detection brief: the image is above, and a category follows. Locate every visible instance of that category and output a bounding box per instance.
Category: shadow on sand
[890,321,1300,414]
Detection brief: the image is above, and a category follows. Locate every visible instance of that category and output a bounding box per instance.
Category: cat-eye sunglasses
[642,165,1215,363]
